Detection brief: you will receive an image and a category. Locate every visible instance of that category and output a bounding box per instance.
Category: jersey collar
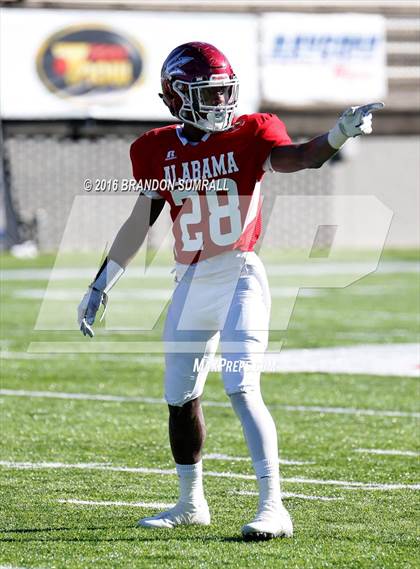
[176,125,211,147]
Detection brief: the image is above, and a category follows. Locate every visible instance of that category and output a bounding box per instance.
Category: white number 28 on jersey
[172,179,242,251]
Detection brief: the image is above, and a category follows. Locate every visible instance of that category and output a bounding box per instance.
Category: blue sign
[273,35,378,61]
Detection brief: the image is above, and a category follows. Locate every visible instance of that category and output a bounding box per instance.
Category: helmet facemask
[173,74,239,133]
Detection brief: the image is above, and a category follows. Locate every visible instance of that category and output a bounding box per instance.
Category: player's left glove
[328,102,385,149]
[77,258,124,338]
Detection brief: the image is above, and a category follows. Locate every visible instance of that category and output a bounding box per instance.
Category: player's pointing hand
[357,102,385,115]
[328,102,385,149]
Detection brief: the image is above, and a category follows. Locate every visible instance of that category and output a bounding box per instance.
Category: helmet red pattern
[160,42,239,133]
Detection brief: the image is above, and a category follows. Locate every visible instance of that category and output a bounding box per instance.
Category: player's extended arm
[269,103,384,173]
[77,196,165,337]
[107,195,164,267]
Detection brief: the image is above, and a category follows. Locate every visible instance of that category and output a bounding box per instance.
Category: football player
[78,42,383,541]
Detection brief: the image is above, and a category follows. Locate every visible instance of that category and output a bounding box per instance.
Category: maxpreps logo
[36,25,143,97]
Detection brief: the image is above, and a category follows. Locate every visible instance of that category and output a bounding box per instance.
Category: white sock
[230,391,282,507]
[175,461,206,505]
[255,460,282,509]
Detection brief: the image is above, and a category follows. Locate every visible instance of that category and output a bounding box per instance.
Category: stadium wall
[332,136,420,249]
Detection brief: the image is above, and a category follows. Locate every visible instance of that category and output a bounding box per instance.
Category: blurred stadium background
[0,0,419,255]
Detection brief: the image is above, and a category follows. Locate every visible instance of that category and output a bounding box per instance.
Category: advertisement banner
[0,8,258,119]
[261,13,387,106]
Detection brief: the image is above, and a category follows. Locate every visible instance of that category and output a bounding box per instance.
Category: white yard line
[3,343,420,379]
[0,460,418,491]
[6,343,418,377]
[13,289,174,301]
[342,284,419,296]
[234,490,340,502]
[260,344,420,378]
[283,477,420,490]
[12,288,323,300]
[0,388,418,418]
[0,566,46,569]
[0,461,178,476]
[355,448,420,457]
[1,388,418,418]
[0,351,165,364]
[0,567,44,569]
[0,388,166,405]
[1,261,418,281]
[60,494,339,506]
[1,351,80,360]
[204,453,313,466]
[277,404,419,418]
[11,284,420,302]
[58,499,174,509]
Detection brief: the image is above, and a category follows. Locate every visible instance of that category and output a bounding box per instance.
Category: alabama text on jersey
[130,113,291,265]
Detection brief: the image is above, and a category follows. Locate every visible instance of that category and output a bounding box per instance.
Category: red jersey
[130,113,291,265]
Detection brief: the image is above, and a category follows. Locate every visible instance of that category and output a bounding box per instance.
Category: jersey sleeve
[130,135,164,200]
[254,113,292,176]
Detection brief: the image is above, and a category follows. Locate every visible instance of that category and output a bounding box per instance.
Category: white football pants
[163,251,270,406]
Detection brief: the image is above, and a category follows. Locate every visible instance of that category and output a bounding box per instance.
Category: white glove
[78,287,107,338]
[77,258,124,338]
[328,102,385,149]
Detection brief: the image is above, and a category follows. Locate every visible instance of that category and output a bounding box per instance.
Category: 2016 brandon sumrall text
[83,177,230,193]
[84,151,240,192]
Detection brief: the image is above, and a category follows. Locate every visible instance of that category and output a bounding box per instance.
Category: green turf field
[0,251,419,569]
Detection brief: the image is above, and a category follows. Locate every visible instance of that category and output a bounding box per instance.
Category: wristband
[91,259,124,294]
[327,122,348,150]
